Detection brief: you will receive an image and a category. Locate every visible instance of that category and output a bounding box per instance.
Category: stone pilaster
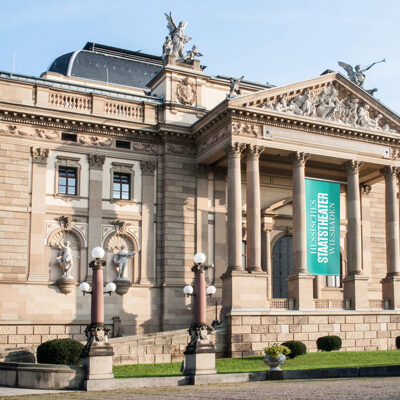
[342,160,369,309]
[381,166,400,309]
[287,152,314,310]
[140,160,157,284]
[28,147,49,282]
[262,224,272,299]
[87,154,105,279]
[196,164,210,258]
[245,145,264,273]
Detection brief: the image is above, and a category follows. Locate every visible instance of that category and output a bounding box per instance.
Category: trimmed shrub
[396,336,400,350]
[37,338,84,365]
[281,341,307,358]
[316,335,342,352]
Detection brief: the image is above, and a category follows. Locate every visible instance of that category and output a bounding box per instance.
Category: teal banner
[305,178,340,275]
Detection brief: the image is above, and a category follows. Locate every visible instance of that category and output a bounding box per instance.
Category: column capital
[88,154,105,170]
[244,144,265,160]
[224,142,245,159]
[383,166,399,179]
[289,152,310,167]
[140,160,157,176]
[31,147,49,165]
[344,160,363,175]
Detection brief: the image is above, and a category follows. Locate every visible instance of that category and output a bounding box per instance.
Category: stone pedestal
[381,276,400,309]
[113,278,131,295]
[222,271,268,311]
[287,274,314,310]
[183,324,216,376]
[81,323,114,387]
[55,275,77,295]
[343,275,369,309]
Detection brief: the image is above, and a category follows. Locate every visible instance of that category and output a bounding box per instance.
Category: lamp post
[80,247,116,388]
[182,252,217,376]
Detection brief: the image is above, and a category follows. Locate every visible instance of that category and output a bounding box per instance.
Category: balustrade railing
[104,101,143,121]
[48,92,92,112]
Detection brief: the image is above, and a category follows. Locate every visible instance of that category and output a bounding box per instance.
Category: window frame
[113,172,131,200]
[54,157,81,198]
[110,162,135,203]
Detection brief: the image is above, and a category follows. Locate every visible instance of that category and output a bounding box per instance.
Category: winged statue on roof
[338,59,385,95]
[164,12,192,59]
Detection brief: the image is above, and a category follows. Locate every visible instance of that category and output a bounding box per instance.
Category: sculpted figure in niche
[57,240,73,277]
[113,244,135,280]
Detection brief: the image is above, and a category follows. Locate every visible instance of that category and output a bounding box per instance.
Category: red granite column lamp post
[79,247,116,388]
[182,252,217,376]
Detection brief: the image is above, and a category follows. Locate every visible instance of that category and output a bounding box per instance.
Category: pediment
[228,73,400,134]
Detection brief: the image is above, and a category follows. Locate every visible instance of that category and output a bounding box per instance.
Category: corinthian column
[226,143,244,272]
[381,166,400,309]
[245,145,264,273]
[344,160,363,275]
[343,159,369,309]
[291,152,310,273]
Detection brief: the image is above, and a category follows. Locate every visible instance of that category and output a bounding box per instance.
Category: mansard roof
[226,72,400,134]
[47,42,163,89]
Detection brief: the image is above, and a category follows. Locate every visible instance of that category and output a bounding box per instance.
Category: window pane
[113,174,121,183]
[67,186,76,195]
[122,184,129,192]
[113,190,120,199]
[59,185,66,194]
[69,178,76,186]
[121,192,129,200]
[59,177,66,186]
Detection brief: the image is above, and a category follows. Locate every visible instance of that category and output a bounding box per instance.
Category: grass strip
[113,350,400,378]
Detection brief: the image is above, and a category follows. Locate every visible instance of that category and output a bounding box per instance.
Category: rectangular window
[58,167,77,195]
[113,172,131,200]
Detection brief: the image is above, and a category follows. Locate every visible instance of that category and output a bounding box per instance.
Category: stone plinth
[222,271,268,311]
[287,274,314,310]
[381,276,400,309]
[343,275,369,309]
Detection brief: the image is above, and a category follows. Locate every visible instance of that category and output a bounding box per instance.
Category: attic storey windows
[54,157,81,198]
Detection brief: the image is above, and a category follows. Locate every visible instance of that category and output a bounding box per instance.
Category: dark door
[272,235,293,298]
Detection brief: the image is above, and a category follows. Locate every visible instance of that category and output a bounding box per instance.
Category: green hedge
[316,335,342,352]
[281,341,307,358]
[37,338,84,365]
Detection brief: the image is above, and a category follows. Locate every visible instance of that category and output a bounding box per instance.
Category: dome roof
[48,42,163,89]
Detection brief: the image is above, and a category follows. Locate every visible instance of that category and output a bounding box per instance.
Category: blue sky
[1,0,399,111]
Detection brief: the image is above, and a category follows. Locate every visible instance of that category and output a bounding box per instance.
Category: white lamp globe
[91,247,105,259]
[105,282,117,293]
[79,282,90,293]
[183,285,194,295]
[206,285,216,296]
[193,252,206,265]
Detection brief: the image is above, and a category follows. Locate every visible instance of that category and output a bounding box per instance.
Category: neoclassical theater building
[1,36,400,356]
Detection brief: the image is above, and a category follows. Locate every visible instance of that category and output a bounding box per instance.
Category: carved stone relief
[232,122,262,137]
[0,124,60,140]
[167,143,196,156]
[132,142,158,154]
[198,125,232,154]
[31,147,49,164]
[257,83,398,133]
[176,77,197,106]
[79,135,113,147]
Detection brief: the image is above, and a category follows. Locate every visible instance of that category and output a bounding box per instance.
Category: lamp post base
[183,323,216,376]
[82,323,114,382]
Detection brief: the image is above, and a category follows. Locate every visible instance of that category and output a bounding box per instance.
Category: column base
[287,273,315,310]
[343,274,369,309]
[381,275,400,309]
[221,270,268,311]
[183,324,216,376]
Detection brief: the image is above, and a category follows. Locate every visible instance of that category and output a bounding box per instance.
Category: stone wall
[226,312,400,358]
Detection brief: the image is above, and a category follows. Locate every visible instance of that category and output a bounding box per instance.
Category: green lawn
[113,350,400,378]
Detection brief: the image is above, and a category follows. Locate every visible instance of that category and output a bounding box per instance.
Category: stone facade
[0,40,400,358]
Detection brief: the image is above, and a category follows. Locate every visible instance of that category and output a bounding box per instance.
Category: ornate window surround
[54,156,82,199]
[109,162,136,205]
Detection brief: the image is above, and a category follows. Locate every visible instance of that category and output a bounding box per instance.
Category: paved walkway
[1,377,400,399]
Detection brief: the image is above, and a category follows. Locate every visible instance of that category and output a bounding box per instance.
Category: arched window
[272,235,293,298]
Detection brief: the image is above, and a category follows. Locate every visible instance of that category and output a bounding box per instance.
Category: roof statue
[338,59,385,96]
[228,76,244,98]
[164,12,197,62]
[184,45,203,64]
